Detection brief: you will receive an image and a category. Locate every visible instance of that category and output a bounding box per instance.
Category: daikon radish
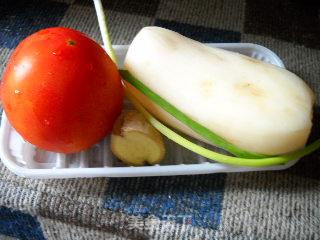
[124,27,315,155]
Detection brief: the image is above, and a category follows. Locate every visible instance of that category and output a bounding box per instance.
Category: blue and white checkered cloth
[0,0,319,239]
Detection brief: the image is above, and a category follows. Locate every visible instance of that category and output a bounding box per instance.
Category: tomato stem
[67,39,76,46]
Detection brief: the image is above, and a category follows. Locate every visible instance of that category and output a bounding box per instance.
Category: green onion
[95,0,320,166]
[127,90,320,167]
[93,0,118,63]
[120,70,266,158]
[94,0,262,159]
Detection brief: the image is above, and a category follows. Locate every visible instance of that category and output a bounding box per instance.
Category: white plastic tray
[0,43,298,179]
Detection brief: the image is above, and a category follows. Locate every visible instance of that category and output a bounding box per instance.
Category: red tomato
[1,27,124,153]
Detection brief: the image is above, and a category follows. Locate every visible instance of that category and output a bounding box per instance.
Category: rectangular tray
[0,43,298,179]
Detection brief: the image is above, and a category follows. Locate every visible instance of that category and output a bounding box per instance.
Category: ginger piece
[111,110,165,166]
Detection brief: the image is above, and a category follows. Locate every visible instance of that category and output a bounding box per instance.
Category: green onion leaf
[94,0,320,166]
[120,70,267,158]
[127,90,320,167]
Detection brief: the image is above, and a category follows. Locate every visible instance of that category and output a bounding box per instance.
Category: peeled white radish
[124,27,315,155]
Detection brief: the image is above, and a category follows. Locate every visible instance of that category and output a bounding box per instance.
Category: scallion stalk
[127,90,320,167]
[120,70,266,158]
[94,0,320,166]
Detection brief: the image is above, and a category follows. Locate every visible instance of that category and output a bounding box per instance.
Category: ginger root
[111,110,166,166]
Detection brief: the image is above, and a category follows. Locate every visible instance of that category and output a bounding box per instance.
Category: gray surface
[0,0,319,239]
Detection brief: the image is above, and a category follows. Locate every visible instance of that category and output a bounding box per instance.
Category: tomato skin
[1,27,124,153]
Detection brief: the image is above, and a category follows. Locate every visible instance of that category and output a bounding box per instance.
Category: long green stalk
[94,0,320,166]
[120,70,265,158]
[94,0,261,158]
[93,0,118,63]
[127,90,320,166]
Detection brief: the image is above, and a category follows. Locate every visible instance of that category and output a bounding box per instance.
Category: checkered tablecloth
[0,0,319,239]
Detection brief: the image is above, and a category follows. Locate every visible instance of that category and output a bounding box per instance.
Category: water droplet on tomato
[44,119,50,125]
[14,89,22,95]
[52,50,61,56]
[48,72,53,75]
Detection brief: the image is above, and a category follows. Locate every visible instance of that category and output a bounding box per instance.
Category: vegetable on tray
[0,27,124,153]
[111,110,165,166]
[123,27,315,157]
